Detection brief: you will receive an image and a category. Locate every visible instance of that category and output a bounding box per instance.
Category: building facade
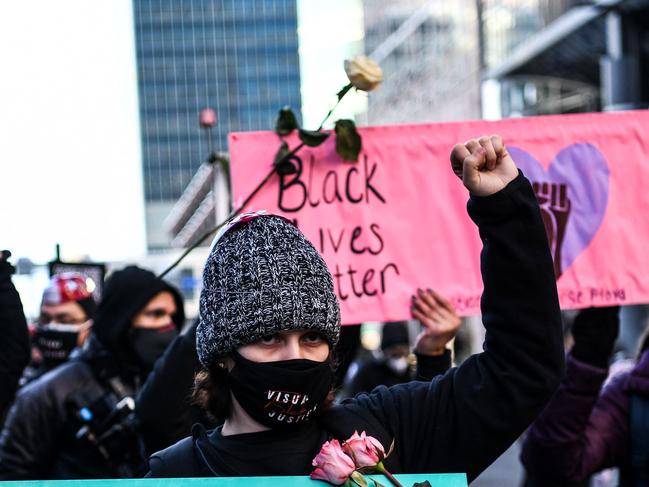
[133,0,301,249]
[362,0,482,125]
[480,0,649,117]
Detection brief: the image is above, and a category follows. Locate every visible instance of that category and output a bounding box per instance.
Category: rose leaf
[298,128,330,147]
[334,119,362,162]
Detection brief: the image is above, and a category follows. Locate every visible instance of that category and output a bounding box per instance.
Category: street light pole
[199,108,219,225]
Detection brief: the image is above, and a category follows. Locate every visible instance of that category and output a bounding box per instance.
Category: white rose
[344,55,383,92]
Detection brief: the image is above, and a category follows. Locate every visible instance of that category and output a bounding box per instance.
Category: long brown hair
[192,362,230,424]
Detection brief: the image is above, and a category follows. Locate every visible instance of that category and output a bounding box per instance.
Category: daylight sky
[0,0,147,264]
[0,0,366,265]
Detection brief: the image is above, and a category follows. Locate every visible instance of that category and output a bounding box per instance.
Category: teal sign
[4,474,467,487]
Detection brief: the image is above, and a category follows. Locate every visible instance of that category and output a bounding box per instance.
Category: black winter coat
[0,257,30,423]
[0,337,136,479]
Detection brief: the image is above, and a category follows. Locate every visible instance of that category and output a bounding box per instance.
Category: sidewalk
[471,440,523,487]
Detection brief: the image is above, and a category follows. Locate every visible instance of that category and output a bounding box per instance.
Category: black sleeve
[337,174,564,481]
[0,258,30,422]
[0,379,61,479]
[414,350,452,381]
[136,320,212,456]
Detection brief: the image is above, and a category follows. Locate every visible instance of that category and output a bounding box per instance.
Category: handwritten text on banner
[229,111,649,323]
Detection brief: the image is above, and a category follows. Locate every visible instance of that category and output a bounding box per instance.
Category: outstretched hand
[450,135,518,197]
[411,288,461,356]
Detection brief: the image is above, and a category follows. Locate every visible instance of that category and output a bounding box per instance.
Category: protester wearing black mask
[146,135,564,482]
[0,266,184,480]
[20,273,96,386]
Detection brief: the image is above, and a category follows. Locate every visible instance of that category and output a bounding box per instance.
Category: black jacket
[146,174,565,482]
[0,257,30,423]
[0,266,184,480]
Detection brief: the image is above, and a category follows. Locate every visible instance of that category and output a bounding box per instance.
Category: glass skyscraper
[132,0,301,249]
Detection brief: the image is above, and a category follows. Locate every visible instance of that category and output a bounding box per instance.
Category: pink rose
[199,108,217,127]
[342,431,386,468]
[310,439,356,485]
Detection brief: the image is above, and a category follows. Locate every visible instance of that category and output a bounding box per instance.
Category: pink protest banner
[229,110,649,324]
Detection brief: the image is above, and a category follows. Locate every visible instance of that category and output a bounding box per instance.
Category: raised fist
[450,135,518,197]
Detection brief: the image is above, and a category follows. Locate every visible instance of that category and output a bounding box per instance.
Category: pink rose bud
[310,439,356,485]
[343,431,386,469]
[199,108,217,127]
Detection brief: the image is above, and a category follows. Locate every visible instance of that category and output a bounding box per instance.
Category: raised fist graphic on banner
[508,144,609,282]
[532,182,571,278]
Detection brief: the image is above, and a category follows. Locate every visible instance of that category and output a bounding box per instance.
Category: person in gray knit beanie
[196,214,341,369]
[189,213,342,434]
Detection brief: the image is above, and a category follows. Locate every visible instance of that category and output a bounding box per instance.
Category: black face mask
[228,351,334,429]
[130,325,178,370]
[35,326,80,367]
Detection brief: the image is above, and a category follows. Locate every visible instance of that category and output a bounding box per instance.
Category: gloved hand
[571,306,620,368]
[0,250,16,285]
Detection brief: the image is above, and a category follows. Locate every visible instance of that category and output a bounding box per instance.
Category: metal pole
[211,153,219,225]
[476,0,486,116]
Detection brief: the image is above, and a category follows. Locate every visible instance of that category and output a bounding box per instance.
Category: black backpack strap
[630,394,649,486]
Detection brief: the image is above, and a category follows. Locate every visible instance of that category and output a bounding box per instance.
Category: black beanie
[381,321,410,350]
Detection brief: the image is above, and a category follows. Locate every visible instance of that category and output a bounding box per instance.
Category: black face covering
[35,325,81,367]
[130,325,178,370]
[228,351,334,429]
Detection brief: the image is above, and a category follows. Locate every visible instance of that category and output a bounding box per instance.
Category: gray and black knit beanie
[196,215,341,368]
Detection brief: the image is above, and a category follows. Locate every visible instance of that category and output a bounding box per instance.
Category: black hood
[87,265,185,371]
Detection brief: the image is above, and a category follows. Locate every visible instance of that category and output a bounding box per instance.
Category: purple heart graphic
[508,144,609,278]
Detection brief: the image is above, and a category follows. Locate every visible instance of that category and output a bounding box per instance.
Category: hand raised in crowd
[450,134,518,197]
[571,306,620,368]
[411,288,461,356]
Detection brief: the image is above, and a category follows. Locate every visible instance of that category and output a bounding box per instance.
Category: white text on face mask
[264,390,318,423]
[266,390,310,405]
[267,404,318,423]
